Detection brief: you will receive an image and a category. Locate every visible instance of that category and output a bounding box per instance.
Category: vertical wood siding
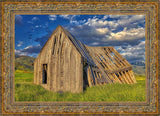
[34,27,83,93]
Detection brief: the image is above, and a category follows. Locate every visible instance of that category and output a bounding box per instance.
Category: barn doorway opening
[83,70,88,90]
[42,64,47,84]
[83,62,89,90]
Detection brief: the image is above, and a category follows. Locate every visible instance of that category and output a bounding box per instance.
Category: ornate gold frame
[1,1,159,115]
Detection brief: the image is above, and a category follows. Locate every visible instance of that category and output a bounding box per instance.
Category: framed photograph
[0,0,159,115]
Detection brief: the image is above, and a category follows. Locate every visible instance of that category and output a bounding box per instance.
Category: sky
[15,14,145,64]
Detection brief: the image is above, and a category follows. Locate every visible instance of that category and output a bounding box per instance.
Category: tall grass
[15,72,145,101]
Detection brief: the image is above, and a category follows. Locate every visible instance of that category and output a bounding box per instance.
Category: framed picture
[1,0,159,115]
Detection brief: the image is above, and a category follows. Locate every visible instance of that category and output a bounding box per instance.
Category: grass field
[15,71,145,101]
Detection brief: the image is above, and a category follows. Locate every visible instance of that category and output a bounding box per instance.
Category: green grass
[15,71,33,83]
[15,71,145,101]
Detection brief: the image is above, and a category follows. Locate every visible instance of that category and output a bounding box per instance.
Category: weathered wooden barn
[34,25,137,93]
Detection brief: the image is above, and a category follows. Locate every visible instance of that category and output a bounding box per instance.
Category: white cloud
[17,41,23,47]
[35,25,42,28]
[59,15,78,19]
[106,27,145,41]
[102,15,109,20]
[15,49,28,56]
[49,15,57,21]
[27,17,39,24]
[96,28,109,34]
[117,15,145,26]
[118,41,145,62]
[84,15,145,29]
[90,42,99,46]
[85,17,118,28]
[32,17,39,21]
[59,15,70,19]
[70,20,79,25]
[15,45,41,56]
[109,15,122,18]
[59,15,83,25]
[79,19,86,23]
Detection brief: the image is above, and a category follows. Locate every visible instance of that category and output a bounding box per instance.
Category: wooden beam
[86,66,94,87]
[87,47,113,84]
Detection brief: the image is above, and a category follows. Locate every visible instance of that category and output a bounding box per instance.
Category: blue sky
[15,14,145,64]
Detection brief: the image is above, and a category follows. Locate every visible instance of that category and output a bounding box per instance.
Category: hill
[132,65,145,76]
[131,61,145,66]
[15,54,35,72]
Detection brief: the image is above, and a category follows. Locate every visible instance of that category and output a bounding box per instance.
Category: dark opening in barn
[42,64,47,84]
[83,62,89,90]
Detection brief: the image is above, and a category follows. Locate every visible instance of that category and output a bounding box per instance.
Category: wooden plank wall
[34,28,83,93]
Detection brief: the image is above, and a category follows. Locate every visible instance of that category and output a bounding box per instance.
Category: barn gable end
[34,25,83,93]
